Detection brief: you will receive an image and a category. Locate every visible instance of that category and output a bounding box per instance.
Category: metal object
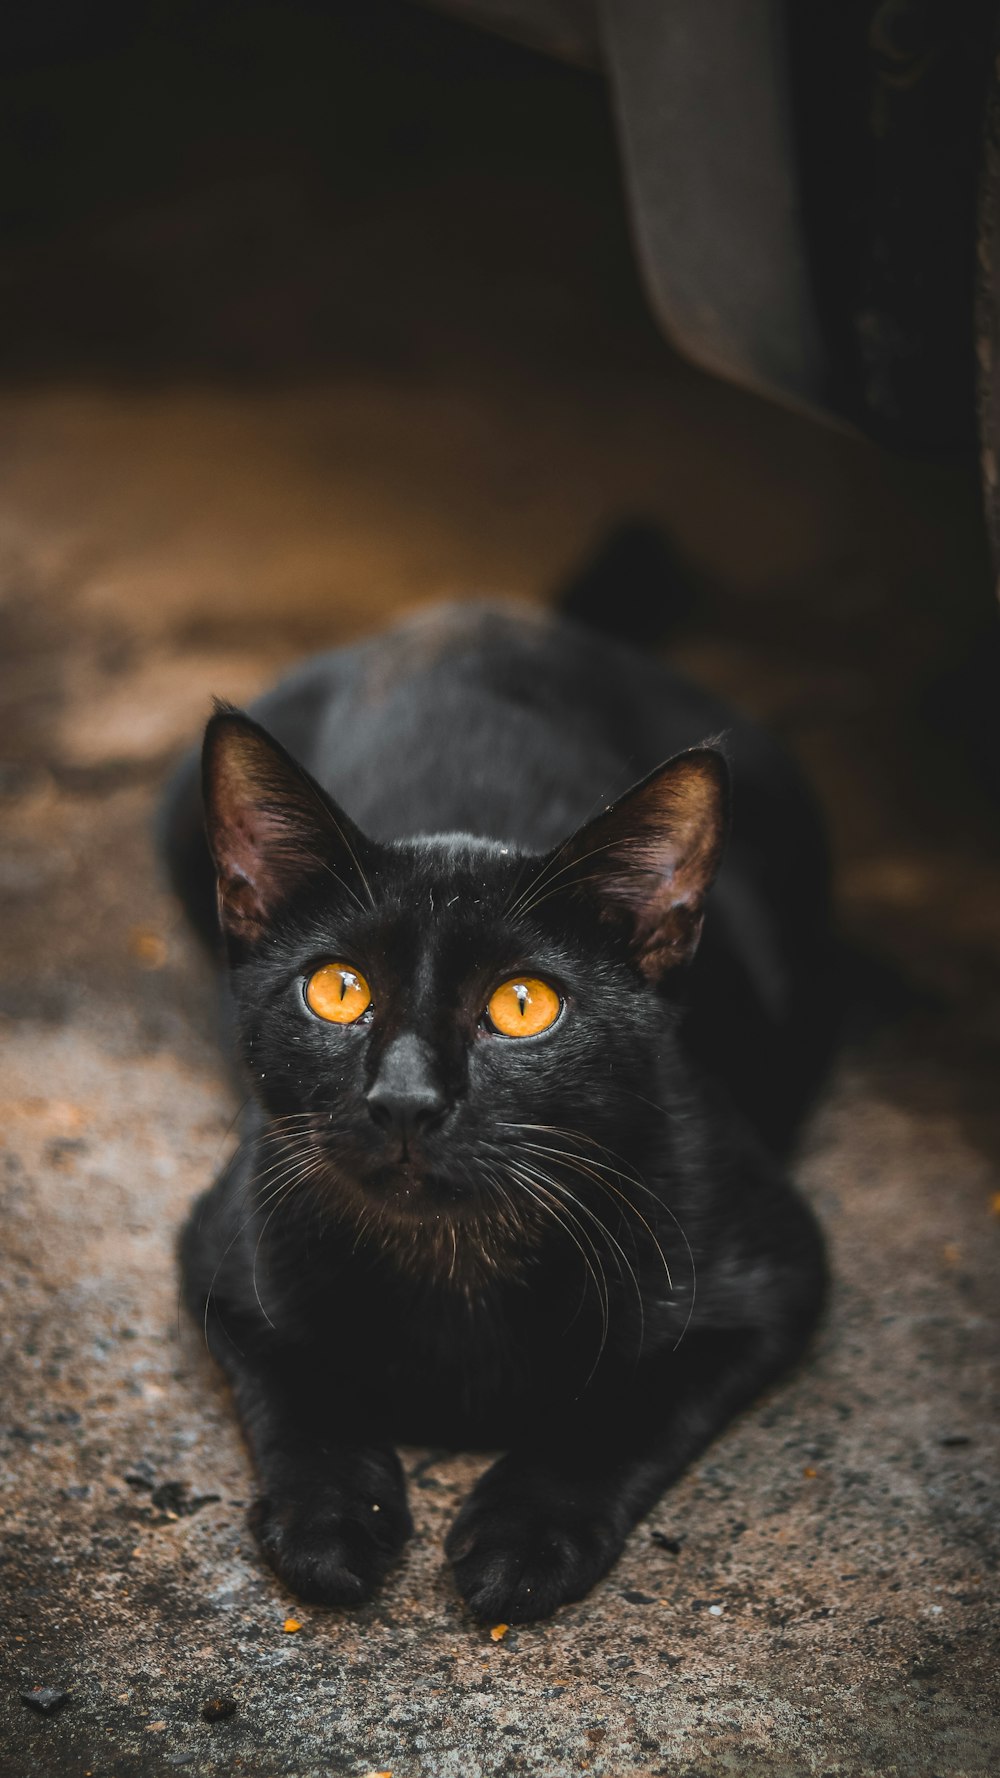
[427,0,999,466]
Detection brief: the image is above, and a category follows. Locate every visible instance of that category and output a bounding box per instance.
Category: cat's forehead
[279,832,578,987]
[382,831,528,901]
[338,833,549,986]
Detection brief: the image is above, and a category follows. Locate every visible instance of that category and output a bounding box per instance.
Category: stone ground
[1,7,999,1775]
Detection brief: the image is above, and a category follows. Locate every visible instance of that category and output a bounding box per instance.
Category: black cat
[163,600,829,1621]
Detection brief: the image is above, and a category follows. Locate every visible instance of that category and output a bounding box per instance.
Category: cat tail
[554,518,698,646]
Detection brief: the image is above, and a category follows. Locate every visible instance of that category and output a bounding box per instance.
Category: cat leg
[218,1348,413,1607]
[446,1322,809,1621]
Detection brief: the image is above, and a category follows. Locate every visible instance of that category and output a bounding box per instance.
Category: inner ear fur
[201,707,371,945]
[561,747,729,978]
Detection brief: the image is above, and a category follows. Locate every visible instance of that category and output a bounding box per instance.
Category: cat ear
[201,707,373,945]
[557,747,729,979]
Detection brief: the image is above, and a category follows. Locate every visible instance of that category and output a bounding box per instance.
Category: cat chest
[301,1281,614,1445]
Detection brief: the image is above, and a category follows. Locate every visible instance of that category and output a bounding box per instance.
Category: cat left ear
[556,747,729,979]
[202,707,373,947]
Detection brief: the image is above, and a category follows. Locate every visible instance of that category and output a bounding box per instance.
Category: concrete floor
[2,8,1000,1775]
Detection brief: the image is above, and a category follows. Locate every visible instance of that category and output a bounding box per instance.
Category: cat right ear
[201,707,373,946]
[551,745,729,980]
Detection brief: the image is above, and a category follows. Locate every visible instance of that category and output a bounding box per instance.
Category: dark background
[2,0,654,383]
[2,0,998,901]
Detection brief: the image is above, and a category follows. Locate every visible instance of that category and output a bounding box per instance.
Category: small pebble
[150,1481,221,1518]
[201,1696,237,1723]
[20,1687,70,1716]
[708,1605,724,1617]
[129,925,168,969]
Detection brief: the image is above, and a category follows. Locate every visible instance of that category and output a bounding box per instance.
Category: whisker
[500,1121,696,1348]
[499,1158,611,1387]
[513,1138,674,1296]
[545,1107,699,1353]
[499,1121,664,1201]
[246,1141,327,1199]
[512,1153,647,1356]
[501,764,636,919]
[201,1136,330,1346]
[506,837,624,921]
[249,1152,331,1327]
[293,770,376,911]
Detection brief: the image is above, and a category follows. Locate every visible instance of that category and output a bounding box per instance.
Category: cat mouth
[361,1159,475,1215]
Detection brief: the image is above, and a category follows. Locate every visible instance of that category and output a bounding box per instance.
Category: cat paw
[250,1487,412,1607]
[445,1482,622,1622]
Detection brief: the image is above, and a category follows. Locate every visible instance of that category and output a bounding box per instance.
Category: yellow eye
[486,977,562,1038]
[305,963,372,1025]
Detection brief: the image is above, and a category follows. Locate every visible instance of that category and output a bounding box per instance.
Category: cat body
[165,601,828,1619]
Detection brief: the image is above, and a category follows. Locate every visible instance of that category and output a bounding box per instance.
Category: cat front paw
[445,1474,623,1622]
[250,1485,412,1607]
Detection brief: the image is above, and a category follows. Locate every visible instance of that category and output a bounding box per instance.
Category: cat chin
[359,1161,478,1217]
[316,1161,542,1286]
[346,1202,535,1290]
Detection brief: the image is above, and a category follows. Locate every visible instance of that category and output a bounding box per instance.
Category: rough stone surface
[2,10,999,1773]
[3,404,998,1778]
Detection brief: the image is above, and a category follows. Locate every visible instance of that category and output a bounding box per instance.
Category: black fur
[165,601,830,1620]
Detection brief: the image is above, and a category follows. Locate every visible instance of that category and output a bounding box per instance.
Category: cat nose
[365,1033,449,1140]
[366,1084,447,1140]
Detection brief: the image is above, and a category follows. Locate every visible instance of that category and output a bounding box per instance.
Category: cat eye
[486,976,562,1038]
[305,962,372,1025]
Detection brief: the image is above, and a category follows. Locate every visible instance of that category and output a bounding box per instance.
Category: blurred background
[3,4,1000,1772]
[3,0,999,997]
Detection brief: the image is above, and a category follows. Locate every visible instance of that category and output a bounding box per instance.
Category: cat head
[201,708,728,1284]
